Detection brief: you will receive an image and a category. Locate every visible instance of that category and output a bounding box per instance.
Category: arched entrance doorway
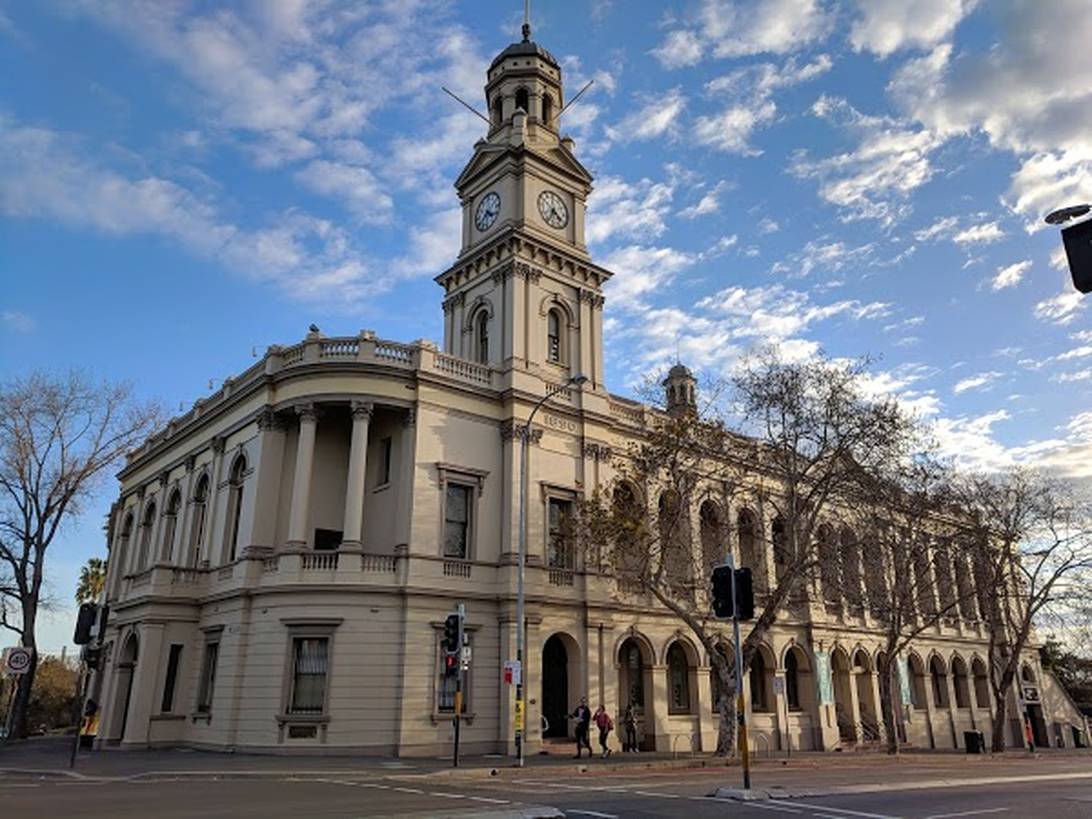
[618,636,654,751]
[112,633,139,742]
[542,635,570,738]
[831,648,855,743]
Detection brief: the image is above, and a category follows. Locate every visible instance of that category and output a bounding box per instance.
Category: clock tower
[435,22,611,392]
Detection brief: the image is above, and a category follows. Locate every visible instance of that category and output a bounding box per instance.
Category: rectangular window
[313,528,342,551]
[161,644,183,713]
[437,635,468,714]
[289,637,329,715]
[380,437,392,485]
[547,498,574,569]
[196,642,219,714]
[444,484,471,559]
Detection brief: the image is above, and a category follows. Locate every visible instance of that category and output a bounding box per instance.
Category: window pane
[444,485,470,559]
[198,642,219,712]
[444,521,467,559]
[446,485,468,523]
[291,637,328,714]
[547,498,573,569]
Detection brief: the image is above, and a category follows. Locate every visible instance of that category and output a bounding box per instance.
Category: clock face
[475,192,501,231]
[537,190,568,229]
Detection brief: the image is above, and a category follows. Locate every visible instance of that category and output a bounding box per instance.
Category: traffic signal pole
[728,555,751,790]
[453,603,465,767]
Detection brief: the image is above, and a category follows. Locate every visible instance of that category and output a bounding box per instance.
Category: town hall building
[92,26,1086,758]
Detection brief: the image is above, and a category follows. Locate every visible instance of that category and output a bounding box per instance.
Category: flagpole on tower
[522,0,531,41]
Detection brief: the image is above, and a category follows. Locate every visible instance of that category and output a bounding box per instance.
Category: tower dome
[663,363,697,416]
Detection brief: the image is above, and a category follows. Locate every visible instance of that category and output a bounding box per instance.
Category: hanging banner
[814,650,834,705]
[896,655,911,707]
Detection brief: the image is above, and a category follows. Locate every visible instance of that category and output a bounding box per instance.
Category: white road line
[427,791,468,799]
[745,803,803,814]
[564,812,619,819]
[465,795,510,804]
[768,801,900,819]
[924,810,1009,819]
[390,786,424,794]
[632,790,681,798]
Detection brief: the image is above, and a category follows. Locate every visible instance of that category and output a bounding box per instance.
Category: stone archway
[617,635,655,750]
[853,648,880,742]
[110,632,139,742]
[542,634,572,738]
[831,647,856,743]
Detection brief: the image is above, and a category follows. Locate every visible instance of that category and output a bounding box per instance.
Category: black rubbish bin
[964,730,984,754]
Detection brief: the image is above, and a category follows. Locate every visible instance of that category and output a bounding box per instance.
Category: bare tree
[0,371,159,739]
[577,352,920,755]
[847,455,979,754]
[959,469,1092,752]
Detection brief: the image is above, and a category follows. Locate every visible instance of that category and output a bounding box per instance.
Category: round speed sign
[4,647,32,675]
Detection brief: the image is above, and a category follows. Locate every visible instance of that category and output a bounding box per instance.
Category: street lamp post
[514,373,588,768]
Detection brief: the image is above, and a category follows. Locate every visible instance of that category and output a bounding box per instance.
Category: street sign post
[4,647,32,676]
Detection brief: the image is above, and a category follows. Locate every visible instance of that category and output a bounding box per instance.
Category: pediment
[455,141,594,193]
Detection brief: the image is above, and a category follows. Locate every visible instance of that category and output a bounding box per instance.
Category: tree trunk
[715,692,737,756]
[878,665,900,755]
[990,693,1009,753]
[9,654,37,740]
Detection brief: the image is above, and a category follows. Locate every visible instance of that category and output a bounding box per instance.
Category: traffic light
[1062,217,1092,293]
[73,603,97,645]
[734,567,755,621]
[711,565,755,621]
[442,613,461,654]
[444,652,460,678]
[712,565,734,618]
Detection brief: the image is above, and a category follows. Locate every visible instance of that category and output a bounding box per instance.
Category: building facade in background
[93,30,1086,757]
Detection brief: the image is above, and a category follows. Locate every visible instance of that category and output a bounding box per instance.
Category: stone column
[848,668,863,742]
[650,664,671,751]
[696,664,716,752]
[341,402,373,550]
[394,407,418,551]
[286,404,318,549]
[241,410,286,555]
[121,622,165,746]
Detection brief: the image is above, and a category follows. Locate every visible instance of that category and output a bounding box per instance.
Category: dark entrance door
[542,635,568,738]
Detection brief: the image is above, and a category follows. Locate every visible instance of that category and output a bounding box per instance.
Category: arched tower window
[699,500,722,570]
[515,87,529,114]
[547,309,562,363]
[492,95,503,128]
[542,94,553,126]
[118,512,134,576]
[138,501,156,571]
[190,474,209,567]
[476,311,490,364]
[225,455,247,562]
[161,489,182,563]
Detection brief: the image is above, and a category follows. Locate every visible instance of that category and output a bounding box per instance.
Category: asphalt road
[4,765,1092,818]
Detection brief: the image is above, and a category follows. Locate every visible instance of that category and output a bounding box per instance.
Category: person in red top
[593,704,614,758]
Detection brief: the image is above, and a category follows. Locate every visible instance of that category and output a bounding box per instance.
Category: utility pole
[713,556,754,792]
[728,554,751,790]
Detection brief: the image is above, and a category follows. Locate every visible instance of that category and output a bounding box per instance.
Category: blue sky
[2,0,1091,652]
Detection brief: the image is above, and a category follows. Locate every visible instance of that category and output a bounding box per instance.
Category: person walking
[594,705,614,758]
[570,697,592,758]
[623,703,639,753]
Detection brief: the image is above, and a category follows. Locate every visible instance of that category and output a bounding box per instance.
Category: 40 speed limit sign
[3,647,32,676]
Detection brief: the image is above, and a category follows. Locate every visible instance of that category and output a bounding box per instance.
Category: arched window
[955,553,977,620]
[750,650,770,712]
[667,643,691,714]
[613,483,643,577]
[658,490,691,589]
[225,455,247,562]
[785,649,801,711]
[952,657,971,708]
[914,540,937,616]
[841,527,863,610]
[930,657,949,708]
[772,516,789,578]
[933,539,957,614]
[738,509,759,585]
[138,501,156,571]
[909,654,928,709]
[492,95,503,128]
[621,640,645,712]
[972,658,990,708]
[190,474,209,567]
[817,524,840,606]
[161,489,182,563]
[699,500,722,570]
[864,535,888,614]
[476,311,489,364]
[515,87,529,114]
[118,512,134,576]
[546,309,562,363]
[542,94,553,125]
[710,644,733,712]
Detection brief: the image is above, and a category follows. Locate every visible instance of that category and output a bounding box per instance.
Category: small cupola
[663,363,697,416]
[484,17,564,142]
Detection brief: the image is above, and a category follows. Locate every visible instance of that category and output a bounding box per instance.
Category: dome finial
[522,0,531,42]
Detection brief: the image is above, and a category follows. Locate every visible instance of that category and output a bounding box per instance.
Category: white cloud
[1034,290,1087,325]
[770,238,877,278]
[703,0,832,59]
[677,182,727,220]
[694,101,777,155]
[605,88,686,143]
[757,217,780,234]
[651,29,703,69]
[849,0,979,58]
[294,159,392,223]
[586,175,675,245]
[1,310,35,332]
[953,371,1002,395]
[951,221,1005,245]
[602,245,699,309]
[991,260,1031,290]
[791,96,943,225]
[390,207,461,281]
[913,215,960,241]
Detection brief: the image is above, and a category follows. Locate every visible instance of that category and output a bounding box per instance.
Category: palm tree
[75,558,106,604]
